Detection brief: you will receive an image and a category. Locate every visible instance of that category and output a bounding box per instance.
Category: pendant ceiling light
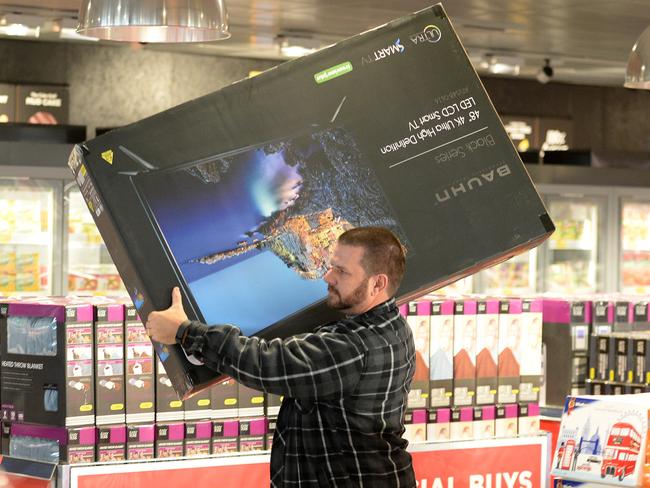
[624,26,650,89]
[77,0,230,43]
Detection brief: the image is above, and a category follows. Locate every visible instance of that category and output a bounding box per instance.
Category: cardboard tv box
[68,4,553,399]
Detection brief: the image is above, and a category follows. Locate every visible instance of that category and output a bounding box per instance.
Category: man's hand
[146,287,189,345]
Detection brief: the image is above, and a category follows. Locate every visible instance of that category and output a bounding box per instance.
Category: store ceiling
[1,0,649,87]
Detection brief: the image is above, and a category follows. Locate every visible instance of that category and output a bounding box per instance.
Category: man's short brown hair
[337,227,406,296]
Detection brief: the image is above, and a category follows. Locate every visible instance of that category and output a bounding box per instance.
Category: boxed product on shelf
[266,393,283,417]
[69,3,553,400]
[585,379,606,395]
[126,423,155,460]
[615,301,633,333]
[593,300,614,335]
[155,422,184,458]
[607,334,628,383]
[266,416,276,450]
[541,299,592,407]
[96,424,126,462]
[2,422,96,464]
[497,299,522,404]
[95,303,126,425]
[404,301,430,409]
[473,405,495,440]
[453,299,476,406]
[238,385,265,417]
[239,417,267,452]
[403,409,427,443]
[426,407,451,442]
[212,419,239,454]
[450,406,474,441]
[184,388,212,421]
[475,299,499,406]
[185,420,212,457]
[605,382,625,395]
[629,334,650,385]
[518,402,540,436]
[633,301,650,331]
[520,299,543,403]
[429,299,454,407]
[211,377,238,419]
[551,394,650,486]
[0,300,95,426]
[124,304,155,424]
[495,404,518,438]
[155,356,184,422]
[589,333,610,382]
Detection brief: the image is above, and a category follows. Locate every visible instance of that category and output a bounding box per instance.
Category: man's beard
[326,277,369,312]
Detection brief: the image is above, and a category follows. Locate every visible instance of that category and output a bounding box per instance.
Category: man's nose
[323,268,334,284]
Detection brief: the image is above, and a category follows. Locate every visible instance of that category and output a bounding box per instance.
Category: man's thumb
[171,286,182,309]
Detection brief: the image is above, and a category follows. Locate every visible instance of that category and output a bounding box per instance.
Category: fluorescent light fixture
[77,0,230,43]
[277,35,321,58]
[0,23,37,37]
[625,26,650,89]
[480,53,521,76]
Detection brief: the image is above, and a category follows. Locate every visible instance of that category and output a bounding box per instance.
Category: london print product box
[520,298,543,403]
[453,299,476,406]
[404,302,430,409]
[552,394,650,486]
[429,300,454,407]
[68,3,554,400]
[0,301,95,426]
[475,299,499,405]
[497,299,522,404]
[95,304,125,425]
[124,305,155,423]
[97,424,126,462]
[127,423,155,460]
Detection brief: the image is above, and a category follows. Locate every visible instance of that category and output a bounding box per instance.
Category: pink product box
[403,409,427,443]
[239,417,268,452]
[212,419,239,455]
[126,423,155,460]
[426,408,451,442]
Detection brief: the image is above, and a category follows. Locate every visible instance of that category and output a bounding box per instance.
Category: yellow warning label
[101,150,114,165]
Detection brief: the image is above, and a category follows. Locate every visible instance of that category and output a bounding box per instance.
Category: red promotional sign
[68,437,549,488]
[411,440,546,488]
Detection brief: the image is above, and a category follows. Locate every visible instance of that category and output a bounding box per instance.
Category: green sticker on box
[314,62,353,84]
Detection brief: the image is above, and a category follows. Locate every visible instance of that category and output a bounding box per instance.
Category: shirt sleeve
[179,321,366,400]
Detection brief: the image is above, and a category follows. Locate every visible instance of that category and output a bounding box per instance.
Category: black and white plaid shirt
[177,297,416,487]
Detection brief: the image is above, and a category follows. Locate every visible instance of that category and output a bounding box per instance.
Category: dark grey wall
[482,77,650,152]
[2,39,650,152]
[0,39,276,132]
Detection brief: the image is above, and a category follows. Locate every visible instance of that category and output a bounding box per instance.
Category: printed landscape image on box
[134,127,402,334]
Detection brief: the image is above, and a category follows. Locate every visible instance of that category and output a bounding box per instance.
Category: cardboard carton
[97,424,126,462]
[453,300,476,406]
[68,3,553,399]
[426,408,450,442]
[405,302,430,409]
[95,304,125,425]
[124,305,155,423]
[475,299,499,405]
[430,299,454,407]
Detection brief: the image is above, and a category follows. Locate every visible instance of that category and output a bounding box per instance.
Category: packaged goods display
[211,377,238,419]
[520,299,543,403]
[95,303,125,425]
[124,304,155,424]
[155,356,184,422]
[212,419,239,454]
[427,408,451,442]
[155,422,185,459]
[552,394,650,486]
[453,300,477,406]
[430,299,454,407]
[475,300,499,405]
[0,300,95,426]
[402,302,430,409]
[238,417,267,452]
[97,424,126,462]
[69,3,553,400]
[185,420,212,457]
[542,299,592,407]
[497,299,522,404]
[403,409,427,443]
[126,423,155,460]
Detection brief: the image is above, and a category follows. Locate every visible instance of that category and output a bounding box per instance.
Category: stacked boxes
[497,299,522,405]
[95,303,125,425]
[429,300,454,408]
[124,305,154,424]
[453,300,476,406]
[520,299,543,403]
[475,300,499,406]
[404,302,430,409]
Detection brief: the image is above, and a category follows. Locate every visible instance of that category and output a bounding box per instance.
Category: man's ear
[371,273,389,296]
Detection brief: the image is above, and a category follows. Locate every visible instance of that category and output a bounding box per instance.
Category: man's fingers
[171,286,182,310]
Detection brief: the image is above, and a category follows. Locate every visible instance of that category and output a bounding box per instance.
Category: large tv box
[68,4,553,399]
